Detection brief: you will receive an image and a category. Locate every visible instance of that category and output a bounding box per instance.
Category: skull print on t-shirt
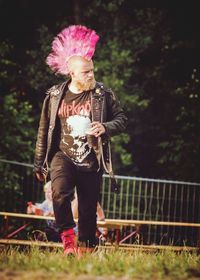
[62,114,91,162]
[58,89,98,171]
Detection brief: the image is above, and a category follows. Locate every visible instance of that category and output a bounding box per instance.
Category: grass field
[0,246,200,279]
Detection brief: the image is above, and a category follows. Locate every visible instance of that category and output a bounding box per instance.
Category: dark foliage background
[1,0,200,182]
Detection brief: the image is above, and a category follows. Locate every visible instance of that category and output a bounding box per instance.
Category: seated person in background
[27,181,60,242]
[27,181,108,242]
[27,181,53,216]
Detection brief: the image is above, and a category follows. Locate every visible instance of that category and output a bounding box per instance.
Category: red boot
[60,229,77,257]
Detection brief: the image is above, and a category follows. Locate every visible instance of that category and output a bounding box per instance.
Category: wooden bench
[0,211,124,243]
[1,211,200,250]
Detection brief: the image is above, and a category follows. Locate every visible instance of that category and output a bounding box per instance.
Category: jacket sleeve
[103,90,128,137]
[34,94,50,173]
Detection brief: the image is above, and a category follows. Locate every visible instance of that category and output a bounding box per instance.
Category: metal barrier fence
[0,159,200,246]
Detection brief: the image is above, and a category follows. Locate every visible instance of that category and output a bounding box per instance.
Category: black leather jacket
[34,80,127,174]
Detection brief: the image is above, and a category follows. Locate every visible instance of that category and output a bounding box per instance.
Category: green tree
[1,2,200,181]
[0,41,35,162]
[158,69,200,181]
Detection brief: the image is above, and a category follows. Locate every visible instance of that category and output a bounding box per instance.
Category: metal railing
[0,159,200,246]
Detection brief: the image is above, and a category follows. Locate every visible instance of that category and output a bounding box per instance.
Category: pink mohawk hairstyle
[46,25,99,75]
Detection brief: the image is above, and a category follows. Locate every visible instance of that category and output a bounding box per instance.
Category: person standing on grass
[34,25,127,257]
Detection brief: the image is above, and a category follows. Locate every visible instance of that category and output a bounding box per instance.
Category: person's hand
[27,202,36,214]
[27,205,33,214]
[44,211,54,217]
[36,172,45,182]
[90,122,106,137]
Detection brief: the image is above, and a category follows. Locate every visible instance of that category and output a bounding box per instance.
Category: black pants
[50,151,102,247]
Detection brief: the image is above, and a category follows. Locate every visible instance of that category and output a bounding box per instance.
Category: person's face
[70,57,96,91]
[44,188,52,201]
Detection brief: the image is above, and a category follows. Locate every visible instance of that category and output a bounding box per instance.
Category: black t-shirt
[58,88,98,171]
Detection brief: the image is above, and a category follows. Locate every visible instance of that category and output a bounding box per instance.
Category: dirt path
[0,270,135,280]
